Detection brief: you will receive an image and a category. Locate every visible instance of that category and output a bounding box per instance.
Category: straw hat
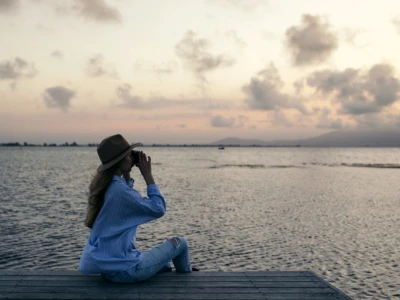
[96,134,141,173]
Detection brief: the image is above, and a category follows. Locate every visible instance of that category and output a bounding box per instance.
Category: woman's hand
[138,152,155,185]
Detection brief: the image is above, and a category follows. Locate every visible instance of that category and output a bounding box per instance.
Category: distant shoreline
[0,143,399,148]
[0,143,298,148]
[3,129,400,147]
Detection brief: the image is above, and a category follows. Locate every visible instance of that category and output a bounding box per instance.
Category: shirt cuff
[147,184,159,194]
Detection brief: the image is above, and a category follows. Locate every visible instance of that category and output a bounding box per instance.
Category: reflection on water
[0,147,399,299]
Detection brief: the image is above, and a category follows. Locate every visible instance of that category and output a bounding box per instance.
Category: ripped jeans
[102,237,192,283]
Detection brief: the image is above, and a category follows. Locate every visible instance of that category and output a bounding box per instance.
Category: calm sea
[0,147,399,299]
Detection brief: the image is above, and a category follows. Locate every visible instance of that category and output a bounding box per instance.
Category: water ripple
[0,147,399,299]
[209,164,265,169]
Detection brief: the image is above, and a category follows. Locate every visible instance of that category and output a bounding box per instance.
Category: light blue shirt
[79,175,166,274]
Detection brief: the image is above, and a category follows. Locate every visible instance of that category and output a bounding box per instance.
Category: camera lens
[131,150,140,165]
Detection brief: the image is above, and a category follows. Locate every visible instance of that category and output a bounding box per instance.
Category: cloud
[9,82,17,91]
[225,30,247,48]
[43,86,76,113]
[51,50,63,59]
[209,114,248,128]
[154,124,169,131]
[134,60,178,79]
[175,30,235,84]
[330,119,345,129]
[386,113,400,129]
[4,0,121,22]
[116,84,191,110]
[237,115,249,127]
[86,54,117,78]
[208,0,267,11]
[341,27,370,48]
[315,107,345,129]
[392,16,400,34]
[210,115,236,128]
[293,78,305,94]
[270,109,293,127]
[306,63,400,115]
[115,83,236,112]
[285,14,338,66]
[351,113,400,129]
[138,113,204,121]
[116,84,145,109]
[0,57,37,80]
[72,0,121,23]
[262,30,279,41]
[36,24,54,33]
[307,68,358,95]
[0,0,19,12]
[152,61,178,76]
[242,63,308,114]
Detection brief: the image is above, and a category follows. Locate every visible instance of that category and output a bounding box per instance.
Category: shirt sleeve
[120,182,166,221]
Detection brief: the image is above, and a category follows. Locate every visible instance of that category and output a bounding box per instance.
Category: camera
[131,150,141,166]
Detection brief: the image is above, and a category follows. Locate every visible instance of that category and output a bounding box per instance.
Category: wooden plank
[0,293,111,300]
[0,287,265,293]
[250,277,319,282]
[0,270,311,277]
[0,270,352,300]
[258,287,338,294]
[157,271,312,277]
[0,275,320,282]
[307,271,351,299]
[136,295,266,300]
[9,280,326,289]
[252,282,327,288]
[245,271,312,277]
[0,276,99,282]
[11,281,257,288]
[150,276,319,282]
[149,276,318,282]
[0,281,19,286]
[0,270,91,276]
[256,295,342,300]
[0,275,318,282]
[0,293,267,300]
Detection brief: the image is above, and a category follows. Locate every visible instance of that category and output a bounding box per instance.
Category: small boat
[218,146,225,150]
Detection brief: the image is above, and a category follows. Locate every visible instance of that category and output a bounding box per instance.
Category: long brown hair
[85,163,121,228]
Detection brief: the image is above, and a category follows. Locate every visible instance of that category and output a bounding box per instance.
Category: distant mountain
[211,129,400,147]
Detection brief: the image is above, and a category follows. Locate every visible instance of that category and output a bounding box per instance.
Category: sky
[1,0,400,144]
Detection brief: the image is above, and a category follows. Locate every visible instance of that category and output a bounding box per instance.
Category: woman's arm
[121,151,165,218]
[120,183,166,219]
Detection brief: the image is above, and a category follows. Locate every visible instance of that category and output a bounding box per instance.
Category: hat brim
[97,142,142,173]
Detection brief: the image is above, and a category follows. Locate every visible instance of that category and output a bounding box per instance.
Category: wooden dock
[0,270,352,299]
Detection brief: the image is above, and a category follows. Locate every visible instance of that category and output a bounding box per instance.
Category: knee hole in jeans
[167,236,180,248]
